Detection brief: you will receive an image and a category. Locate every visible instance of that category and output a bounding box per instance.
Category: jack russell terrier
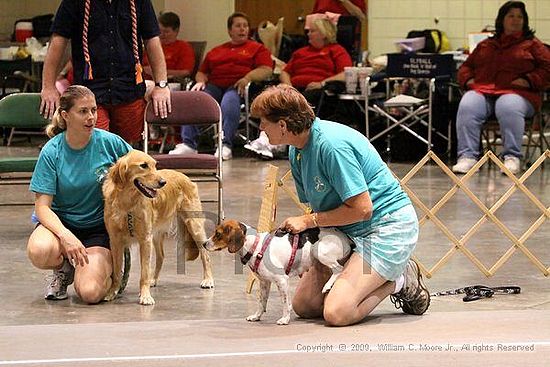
[205,220,354,325]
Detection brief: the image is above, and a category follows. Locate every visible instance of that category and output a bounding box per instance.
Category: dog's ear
[110,157,129,187]
[238,222,247,235]
[228,229,246,253]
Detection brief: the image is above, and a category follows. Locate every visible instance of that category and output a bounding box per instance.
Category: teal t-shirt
[30,129,132,228]
[289,118,411,238]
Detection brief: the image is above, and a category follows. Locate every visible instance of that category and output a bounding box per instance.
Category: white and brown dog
[205,220,353,325]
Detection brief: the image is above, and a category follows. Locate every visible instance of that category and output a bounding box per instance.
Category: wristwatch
[155,80,168,88]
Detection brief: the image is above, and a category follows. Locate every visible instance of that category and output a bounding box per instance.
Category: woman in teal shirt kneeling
[28,85,132,303]
[251,85,430,326]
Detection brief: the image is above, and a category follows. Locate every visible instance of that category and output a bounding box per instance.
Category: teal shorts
[350,204,419,281]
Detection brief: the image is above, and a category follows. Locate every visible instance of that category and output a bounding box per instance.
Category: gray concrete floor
[1,140,549,366]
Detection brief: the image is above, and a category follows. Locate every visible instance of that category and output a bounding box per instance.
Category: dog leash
[430,285,521,302]
[241,235,261,265]
[251,234,274,273]
[285,234,300,275]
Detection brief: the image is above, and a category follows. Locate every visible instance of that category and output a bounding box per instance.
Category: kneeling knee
[75,281,106,304]
[27,242,58,269]
[323,303,359,327]
[292,298,323,319]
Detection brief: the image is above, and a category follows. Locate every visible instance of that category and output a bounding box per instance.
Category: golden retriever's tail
[176,214,206,261]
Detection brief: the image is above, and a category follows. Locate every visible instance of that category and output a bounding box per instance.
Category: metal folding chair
[365,53,455,156]
[143,91,224,223]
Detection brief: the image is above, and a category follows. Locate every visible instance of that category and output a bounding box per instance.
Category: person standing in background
[40,0,171,145]
[313,0,366,22]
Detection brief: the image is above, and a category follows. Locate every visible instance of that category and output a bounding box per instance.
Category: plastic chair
[365,53,455,157]
[481,97,549,169]
[153,41,207,151]
[143,91,224,223]
[0,93,48,205]
[0,92,48,146]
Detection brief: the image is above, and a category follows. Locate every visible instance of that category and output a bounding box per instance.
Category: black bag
[32,14,54,39]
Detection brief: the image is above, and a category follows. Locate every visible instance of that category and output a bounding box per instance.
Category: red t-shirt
[283,43,352,88]
[199,40,273,88]
[143,40,195,74]
[313,0,366,15]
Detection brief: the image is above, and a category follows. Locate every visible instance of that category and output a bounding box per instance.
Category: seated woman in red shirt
[142,12,195,80]
[170,12,273,160]
[143,12,195,80]
[245,18,352,160]
[280,17,352,110]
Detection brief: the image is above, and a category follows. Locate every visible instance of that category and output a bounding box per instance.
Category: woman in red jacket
[452,1,550,175]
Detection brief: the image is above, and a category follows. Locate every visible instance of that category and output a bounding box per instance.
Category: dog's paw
[104,290,118,302]
[149,279,158,287]
[321,274,339,294]
[200,278,215,289]
[246,314,262,322]
[321,283,333,294]
[104,285,119,302]
[139,294,156,305]
[276,316,290,325]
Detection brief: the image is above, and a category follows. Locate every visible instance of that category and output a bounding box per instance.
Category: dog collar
[127,212,135,237]
[241,235,261,265]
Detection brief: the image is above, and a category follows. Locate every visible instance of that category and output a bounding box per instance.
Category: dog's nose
[158,179,166,187]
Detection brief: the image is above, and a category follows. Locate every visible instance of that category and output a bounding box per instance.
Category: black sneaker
[390,259,430,315]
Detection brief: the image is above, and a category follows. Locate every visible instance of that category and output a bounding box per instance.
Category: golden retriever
[103,150,214,305]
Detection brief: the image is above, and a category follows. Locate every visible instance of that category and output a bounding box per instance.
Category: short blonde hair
[312,18,337,44]
[250,84,315,134]
[46,85,95,138]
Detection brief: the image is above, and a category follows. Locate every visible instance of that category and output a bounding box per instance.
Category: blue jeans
[180,84,241,149]
[456,91,534,159]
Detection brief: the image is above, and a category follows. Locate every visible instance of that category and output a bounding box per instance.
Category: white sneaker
[452,157,478,174]
[503,156,521,175]
[244,132,286,160]
[215,145,232,160]
[168,143,197,155]
[244,137,265,152]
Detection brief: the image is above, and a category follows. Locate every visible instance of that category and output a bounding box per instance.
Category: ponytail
[45,107,67,138]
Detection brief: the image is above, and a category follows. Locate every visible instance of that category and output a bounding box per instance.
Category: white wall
[160,0,235,53]
[368,0,550,56]
[0,0,235,55]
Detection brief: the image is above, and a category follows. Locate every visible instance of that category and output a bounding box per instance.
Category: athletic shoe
[503,156,521,175]
[215,145,233,160]
[451,157,478,174]
[168,143,197,155]
[390,259,430,315]
[44,258,74,300]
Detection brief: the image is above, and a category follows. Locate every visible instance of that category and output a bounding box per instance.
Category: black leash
[430,285,521,302]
